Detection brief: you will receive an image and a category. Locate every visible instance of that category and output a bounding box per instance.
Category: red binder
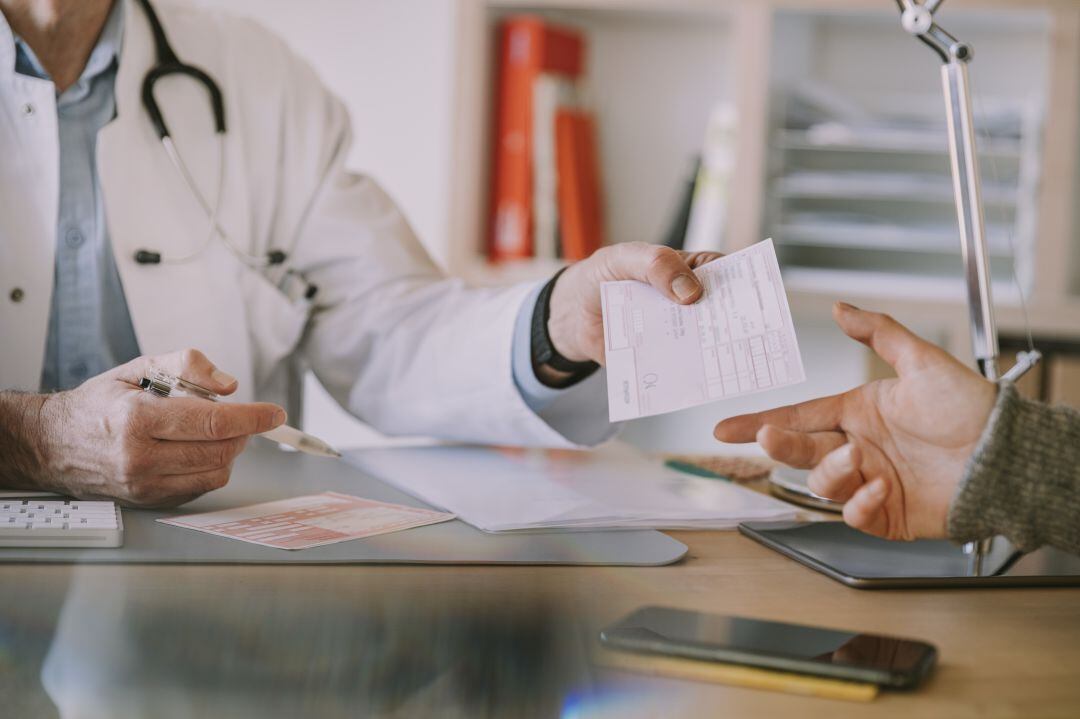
[575,112,604,258]
[555,110,604,261]
[488,17,584,262]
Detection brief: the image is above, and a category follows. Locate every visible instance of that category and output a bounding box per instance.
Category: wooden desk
[3,530,1079,717]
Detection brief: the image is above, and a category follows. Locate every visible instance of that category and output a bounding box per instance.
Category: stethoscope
[132,0,317,302]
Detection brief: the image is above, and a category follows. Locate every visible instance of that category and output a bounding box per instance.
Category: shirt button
[9,288,24,303]
[21,103,34,116]
[65,228,85,248]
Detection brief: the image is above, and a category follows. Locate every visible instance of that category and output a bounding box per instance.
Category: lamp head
[901,6,933,35]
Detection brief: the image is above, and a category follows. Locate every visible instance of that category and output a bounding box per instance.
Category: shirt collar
[3,0,124,88]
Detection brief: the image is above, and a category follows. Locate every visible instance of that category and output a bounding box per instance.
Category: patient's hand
[27,350,285,507]
[713,303,996,541]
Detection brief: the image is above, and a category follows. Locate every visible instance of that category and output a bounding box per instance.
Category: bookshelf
[449,0,1080,359]
[451,1,741,285]
[764,7,1049,331]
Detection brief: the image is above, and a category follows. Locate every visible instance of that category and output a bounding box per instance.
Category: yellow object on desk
[597,650,879,703]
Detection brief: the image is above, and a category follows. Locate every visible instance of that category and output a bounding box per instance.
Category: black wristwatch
[531,268,600,389]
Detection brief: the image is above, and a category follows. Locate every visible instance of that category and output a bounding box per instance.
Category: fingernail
[672,275,699,301]
[837,301,859,312]
[211,369,236,387]
[868,479,886,497]
[273,409,287,426]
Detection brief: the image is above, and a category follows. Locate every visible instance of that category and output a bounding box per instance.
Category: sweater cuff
[946,383,1046,551]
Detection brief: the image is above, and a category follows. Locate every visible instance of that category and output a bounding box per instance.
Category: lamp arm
[942,58,1000,379]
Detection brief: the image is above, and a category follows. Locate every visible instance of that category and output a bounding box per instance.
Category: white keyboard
[0,500,124,547]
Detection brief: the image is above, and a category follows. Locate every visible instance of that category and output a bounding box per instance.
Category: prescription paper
[601,239,805,422]
[158,493,454,550]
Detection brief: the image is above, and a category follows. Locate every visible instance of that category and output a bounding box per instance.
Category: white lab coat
[0,0,611,447]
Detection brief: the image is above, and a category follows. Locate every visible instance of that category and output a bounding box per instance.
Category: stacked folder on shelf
[488,16,604,263]
[345,444,797,533]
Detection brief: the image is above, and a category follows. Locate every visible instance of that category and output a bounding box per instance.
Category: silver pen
[139,370,341,459]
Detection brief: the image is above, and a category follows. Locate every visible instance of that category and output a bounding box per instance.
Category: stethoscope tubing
[133,0,316,300]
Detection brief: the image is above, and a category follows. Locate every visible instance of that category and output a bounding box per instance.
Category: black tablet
[739,521,1080,589]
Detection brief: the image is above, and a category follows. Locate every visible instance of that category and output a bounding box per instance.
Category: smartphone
[599,606,937,688]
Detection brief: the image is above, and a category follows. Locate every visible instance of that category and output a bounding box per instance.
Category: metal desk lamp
[897,0,1040,575]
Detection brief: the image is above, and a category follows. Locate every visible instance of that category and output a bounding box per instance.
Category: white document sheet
[345,444,797,533]
[602,238,805,422]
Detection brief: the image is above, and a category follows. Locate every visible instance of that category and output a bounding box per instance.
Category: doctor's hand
[35,350,285,508]
[547,244,723,365]
[713,303,996,541]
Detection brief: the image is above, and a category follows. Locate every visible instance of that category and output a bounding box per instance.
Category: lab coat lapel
[99,0,255,399]
[0,17,58,391]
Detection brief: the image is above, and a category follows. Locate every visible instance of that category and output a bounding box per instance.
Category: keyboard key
[74,518,118,528]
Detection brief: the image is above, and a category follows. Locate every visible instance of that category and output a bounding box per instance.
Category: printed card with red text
[159,492,454,550]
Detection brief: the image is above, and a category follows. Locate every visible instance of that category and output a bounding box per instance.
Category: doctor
[0,0,719,506]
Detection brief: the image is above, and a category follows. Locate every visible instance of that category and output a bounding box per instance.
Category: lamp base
[739,521,1080,589]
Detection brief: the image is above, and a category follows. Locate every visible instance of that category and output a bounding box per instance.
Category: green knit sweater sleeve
[947,382,1080,554]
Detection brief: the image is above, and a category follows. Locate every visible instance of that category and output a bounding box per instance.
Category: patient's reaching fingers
[831,302,940,377]
[755,425,846,469]
[807,443,865,502]
[842,478,891,538]
[714,394,844,443]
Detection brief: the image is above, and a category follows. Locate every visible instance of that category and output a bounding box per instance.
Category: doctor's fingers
[680,251,725,269]
[116,468,233,509]
[142,436,250,476]
[713,393,845,444]
[138,395,286,441]
[602,243,706,304]
[109,348,240,396]
[755,425,847,469]
[807,443,866,503]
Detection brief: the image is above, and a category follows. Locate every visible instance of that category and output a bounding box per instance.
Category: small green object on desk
[664,459,732,482]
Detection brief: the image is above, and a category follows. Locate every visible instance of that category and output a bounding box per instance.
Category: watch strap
[531,269,600,388]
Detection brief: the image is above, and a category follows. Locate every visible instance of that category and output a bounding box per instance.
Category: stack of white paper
[345,444,797,533]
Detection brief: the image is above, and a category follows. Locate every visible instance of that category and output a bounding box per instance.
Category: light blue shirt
[14,2,140,392]
[15,1,562,410]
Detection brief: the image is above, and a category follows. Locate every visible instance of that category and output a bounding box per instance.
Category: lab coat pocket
[237,268,309,387]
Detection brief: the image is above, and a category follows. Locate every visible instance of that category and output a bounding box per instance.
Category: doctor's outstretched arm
[267,43,721,446]
[0,350,285,507]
